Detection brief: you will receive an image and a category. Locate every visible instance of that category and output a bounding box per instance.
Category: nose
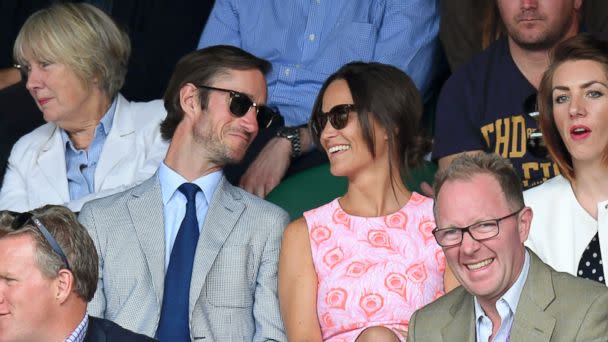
[319,118,338,139]
[521,0,538,10]
[25,66,42,91]
[240,106,259,134]
[460,230,482,256]
[568,94,586,118]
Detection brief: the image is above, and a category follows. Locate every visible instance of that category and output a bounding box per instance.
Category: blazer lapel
[189,177,244,314]
[127,175,166,305]
[36,126,70,202]
[509,250,556,342]
[83,316,106,342]
[442,289,476,342]
[95,95,135,190]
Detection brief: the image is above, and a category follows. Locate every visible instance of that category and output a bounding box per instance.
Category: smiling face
[23,55,109,128]
[435,173,531,308]
[551,59,608,166]
[193,68,266,166]
[318,79,389,177]
[497,0,581,50]
[0,235,57,342]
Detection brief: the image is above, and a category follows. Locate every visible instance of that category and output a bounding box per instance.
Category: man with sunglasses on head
[407,152,608,342]
[0,205,156,342]
[78,45,289,341]
[432,0,584,190]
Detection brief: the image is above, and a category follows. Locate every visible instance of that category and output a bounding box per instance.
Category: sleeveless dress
[303,192,445,341]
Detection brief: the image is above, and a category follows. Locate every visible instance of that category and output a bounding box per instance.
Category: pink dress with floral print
[303,192,445,341]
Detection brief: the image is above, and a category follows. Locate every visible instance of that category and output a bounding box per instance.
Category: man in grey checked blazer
[79,46,289,341]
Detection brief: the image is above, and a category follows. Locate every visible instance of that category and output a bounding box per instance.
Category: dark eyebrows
[552,80,608,93]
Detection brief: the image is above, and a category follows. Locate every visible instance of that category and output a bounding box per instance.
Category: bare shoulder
[283,217,310,243]
[281,217,314,262]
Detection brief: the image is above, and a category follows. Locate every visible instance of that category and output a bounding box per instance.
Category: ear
[574,0,582,11]
[54,269,75,304]
[179,83,202,120]
[517,206,533,243]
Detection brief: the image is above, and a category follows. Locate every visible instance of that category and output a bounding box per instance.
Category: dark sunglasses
[197,85,277,128]
[9,211,71,271]
[311,104,356,138]
[523,93,549,159]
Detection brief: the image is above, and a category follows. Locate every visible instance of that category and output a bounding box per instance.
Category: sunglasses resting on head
[9,211,71,271]
[197,85,278,129]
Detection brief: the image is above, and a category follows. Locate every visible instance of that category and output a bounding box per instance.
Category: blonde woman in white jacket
[0,3,167,212]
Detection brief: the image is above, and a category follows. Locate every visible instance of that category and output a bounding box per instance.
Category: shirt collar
[60,96,118,148]
[158,161,223,206]
[64,314,88,342]
[474,249,531,320]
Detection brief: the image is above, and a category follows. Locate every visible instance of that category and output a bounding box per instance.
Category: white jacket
[524,175,608,281]
[0,94,168,212]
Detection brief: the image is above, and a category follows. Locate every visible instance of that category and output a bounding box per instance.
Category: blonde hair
[13,3,130,99]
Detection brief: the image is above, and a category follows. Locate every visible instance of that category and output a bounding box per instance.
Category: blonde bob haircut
[13,2,130,99]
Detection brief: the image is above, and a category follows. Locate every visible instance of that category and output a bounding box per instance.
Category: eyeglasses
[432,208,523,247]
[197,85,277,129]
[9,211,71,271]
[523,94,549,159]
[311,104,356,138]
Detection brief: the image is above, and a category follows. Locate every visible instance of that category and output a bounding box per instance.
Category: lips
[517,16,542,22]
[37,97,51,106]
[570,125,591,140]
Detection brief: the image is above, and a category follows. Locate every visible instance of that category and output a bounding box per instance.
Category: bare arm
[278,217,323,342]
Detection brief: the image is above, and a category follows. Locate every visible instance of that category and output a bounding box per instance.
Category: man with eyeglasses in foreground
[78,45,289,341]
[0,205,156,342]
[407,152,608,342]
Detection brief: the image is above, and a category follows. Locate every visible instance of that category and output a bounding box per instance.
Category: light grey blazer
[79,174,289,341]
[407,250,608,342]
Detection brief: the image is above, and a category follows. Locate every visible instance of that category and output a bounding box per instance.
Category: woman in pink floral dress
[279,62,446,342]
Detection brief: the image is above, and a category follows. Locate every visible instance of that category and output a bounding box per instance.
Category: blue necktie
[157,183,201,342]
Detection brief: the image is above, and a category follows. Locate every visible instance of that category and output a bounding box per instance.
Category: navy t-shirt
[432,36,559,189]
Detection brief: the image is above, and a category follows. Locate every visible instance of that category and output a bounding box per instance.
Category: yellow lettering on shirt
[495,118,510,157]
[480,123,494,147]
[522,162,540,189]
[509,115,525,158]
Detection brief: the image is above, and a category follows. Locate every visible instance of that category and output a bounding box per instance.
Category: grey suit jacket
[407,250,608,342]
[79,174,289,341]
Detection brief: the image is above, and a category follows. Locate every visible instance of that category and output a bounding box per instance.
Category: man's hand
[240,137,292,198]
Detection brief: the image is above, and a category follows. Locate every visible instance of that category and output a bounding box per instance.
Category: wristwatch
[276,126,302,158]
